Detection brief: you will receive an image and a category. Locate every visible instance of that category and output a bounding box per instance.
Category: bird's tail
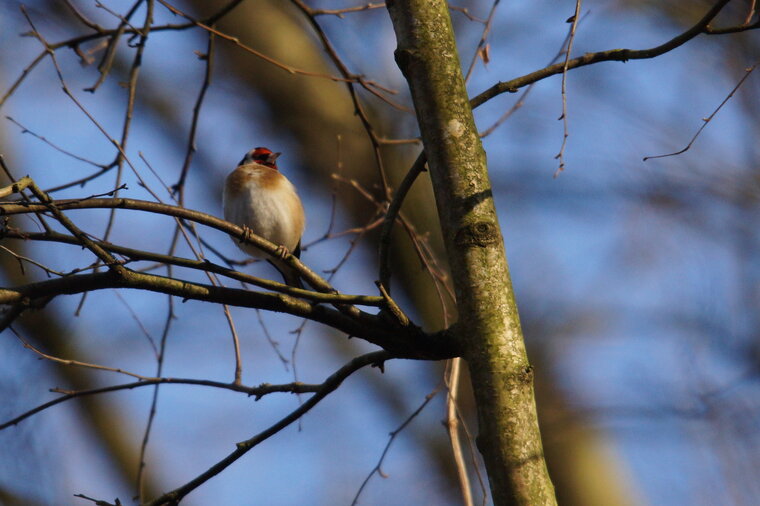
[268,258,304,289]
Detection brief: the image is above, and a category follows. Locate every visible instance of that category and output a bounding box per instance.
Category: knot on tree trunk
[454,221,500,248]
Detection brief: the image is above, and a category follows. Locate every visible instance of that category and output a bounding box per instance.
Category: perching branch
[0,178,458,359]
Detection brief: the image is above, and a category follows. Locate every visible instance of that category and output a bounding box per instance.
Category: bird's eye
[238,147,275,167]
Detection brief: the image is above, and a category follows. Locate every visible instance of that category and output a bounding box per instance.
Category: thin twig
[480,11,588,138]
[10,326,148,380]
[378,152,427,291]
[155,0,354,84]
[0,374,330,431]
[256,308,290,369]
[643,64,757,161]
[744,0,758,24]
[0,155,52,233]
[446,357,475,506]
[223,301,244,384]
[471,0,735,109]
[63,0,106,31]
[291,0,405,209]
[94,0,143,33]
[351,386,441,506]
[311,2,385,17]
[136,258,175,502]
[5,116,107,169]
[554,0,582,177]
[463,0,501,84]
[0,50,46,108]
[0,245,65,277]
[450,5,488,24]
[6,176,125,274]
[101,0,154,238]
[172,30,216,200]
[113,291,159,356]
[145,351,392,506]
[84,0,145,93]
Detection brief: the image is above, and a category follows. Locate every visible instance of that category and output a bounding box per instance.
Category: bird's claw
[274,245,289,259]
[239,225,253,244]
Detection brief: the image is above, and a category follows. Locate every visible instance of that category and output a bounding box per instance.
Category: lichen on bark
[386,1,557,504]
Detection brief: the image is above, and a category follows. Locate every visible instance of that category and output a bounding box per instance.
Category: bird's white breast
[223,165,304,259]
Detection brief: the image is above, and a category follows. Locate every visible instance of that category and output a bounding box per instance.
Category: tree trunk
[385,1,557,504]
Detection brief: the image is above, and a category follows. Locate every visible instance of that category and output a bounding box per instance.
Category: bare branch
[155,0,355,84]
[378,152,427,291]
[84,0,145,93]
[0,51,46,109]
[145,351,392,506]
[5,116,107,170]
[0,194,359,302]
[0,182,459,357]
[172,30,216,200]
[446,358,476,506]
[0,374,328,431]
[9,326,149,380]
[311,2,385,17]
[480,11,586,138]
[463,0,501,84]
[3,177,126,273]
[378,0,738,247]
[554,0,583,177]
[643,64,757,161]
[0,228,382,307]
[351,386,440,506]
[471,0,734,109]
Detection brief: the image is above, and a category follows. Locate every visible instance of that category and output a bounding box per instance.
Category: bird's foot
[239,225,253,244]
[274,245,290,259]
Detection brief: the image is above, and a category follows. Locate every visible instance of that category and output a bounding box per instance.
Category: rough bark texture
[385,1,557,504]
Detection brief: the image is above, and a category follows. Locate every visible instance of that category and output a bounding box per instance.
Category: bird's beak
[268,152,282,164]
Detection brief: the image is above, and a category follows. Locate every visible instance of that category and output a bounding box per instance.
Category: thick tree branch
[0,267,456,359]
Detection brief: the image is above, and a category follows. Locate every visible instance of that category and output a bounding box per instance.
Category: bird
[223,147,306,288]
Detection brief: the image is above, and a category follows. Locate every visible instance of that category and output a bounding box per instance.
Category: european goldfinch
[223,147,305,288]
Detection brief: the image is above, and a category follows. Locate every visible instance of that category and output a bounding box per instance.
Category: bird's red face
[239,147,281,170]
